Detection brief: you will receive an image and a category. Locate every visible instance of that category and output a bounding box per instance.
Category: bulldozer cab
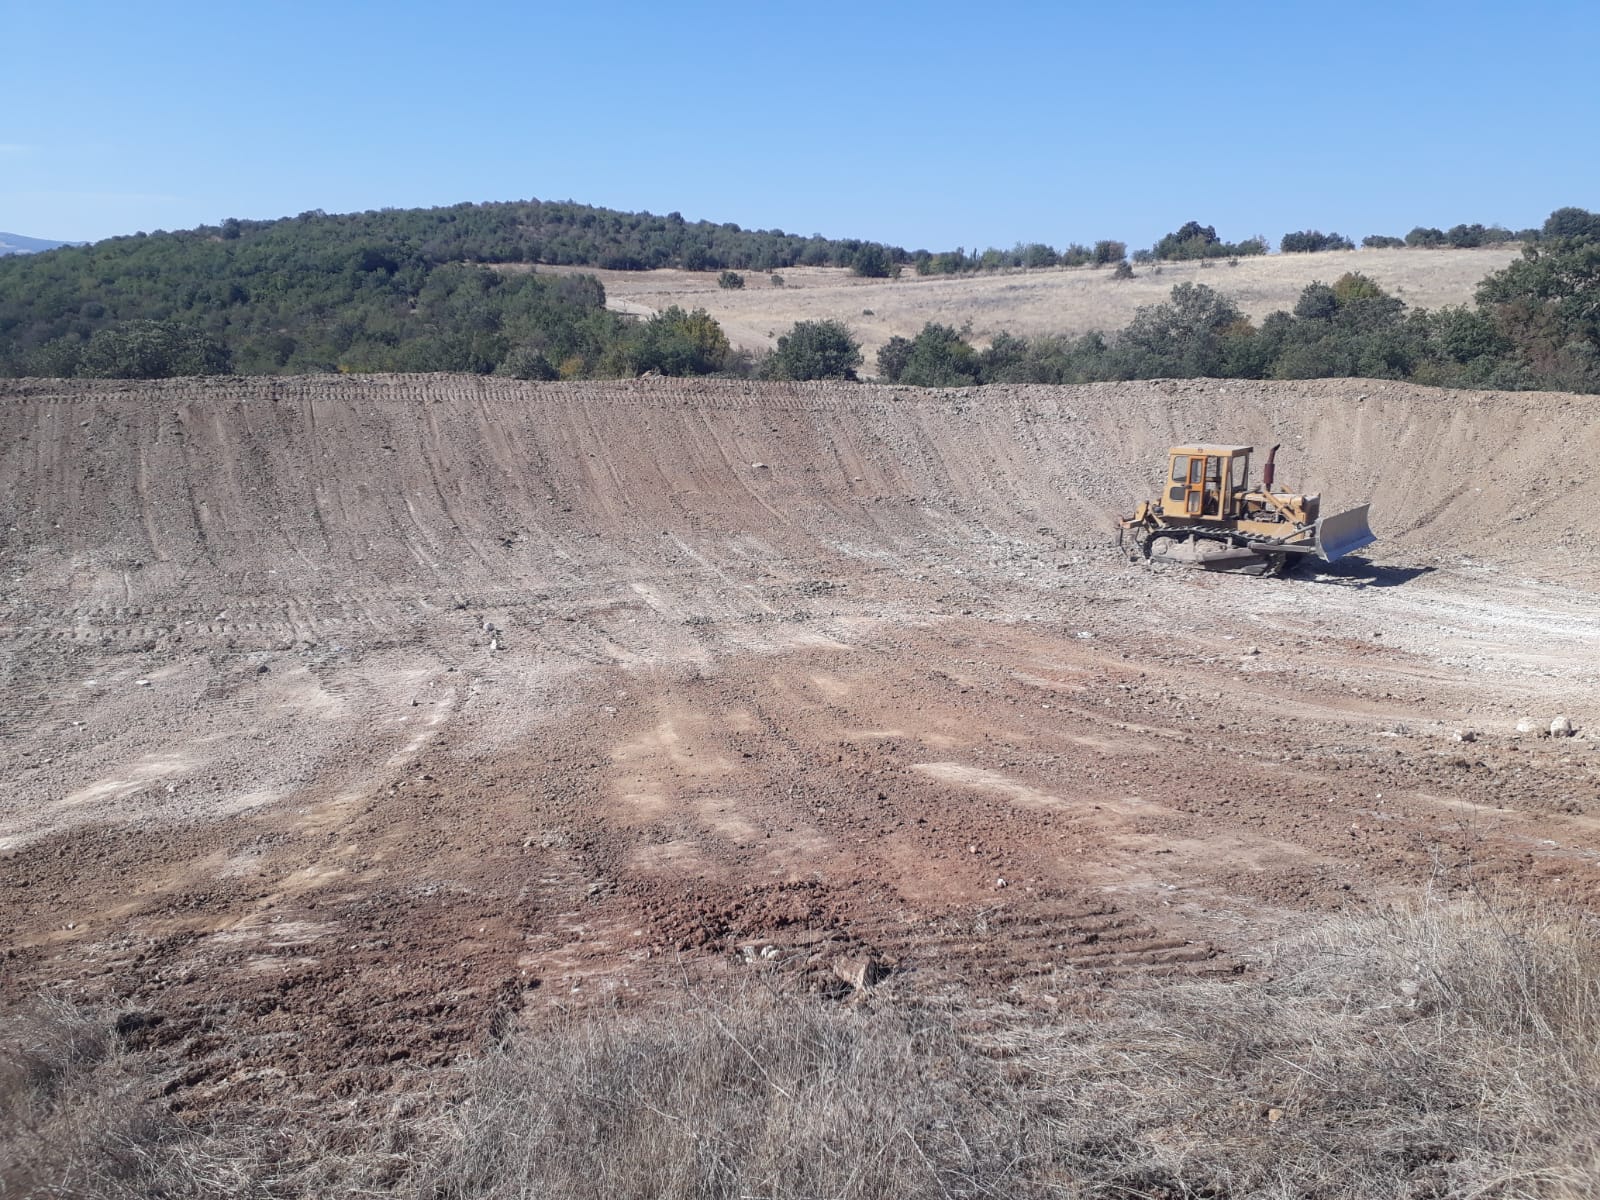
[1161,445,1251,521]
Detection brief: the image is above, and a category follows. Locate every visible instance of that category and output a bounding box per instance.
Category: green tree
[1543,207,1600,242]
[760,319,862,381]
[1115,283,1249,377]
[1280,231,1355,253]
[877,335,913,382]
[627,306,731,376]
[77,321,232,379]
[850,244,892,278]
[1092,240,1127,266]
[1475,237,1600,390]
[887,323,982,387]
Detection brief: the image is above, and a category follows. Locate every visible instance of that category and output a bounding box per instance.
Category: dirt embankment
[2,374,1598,1124]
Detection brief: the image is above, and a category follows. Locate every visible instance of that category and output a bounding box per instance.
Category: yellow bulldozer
[1119,444,1375,576]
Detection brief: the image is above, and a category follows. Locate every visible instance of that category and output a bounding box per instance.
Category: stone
[1551,716,1575,738]
[832,954,885,991]
[1453,730,1477,743]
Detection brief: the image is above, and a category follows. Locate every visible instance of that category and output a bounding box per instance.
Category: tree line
[871,208,1600,394]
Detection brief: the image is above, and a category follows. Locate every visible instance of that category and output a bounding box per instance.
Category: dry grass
[0,1000,264,1198]
[522,246,1524,366]
[419,989,1032,1200]
[0,1001,433,1199]
[7,894,1599,1199]
[1012,895,1600,1197]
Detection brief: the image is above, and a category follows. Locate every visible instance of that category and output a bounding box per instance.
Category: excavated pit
[3,374,1599,1118]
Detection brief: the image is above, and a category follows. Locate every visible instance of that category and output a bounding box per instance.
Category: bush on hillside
[1280,230,1355,253]
[1092,240,1127,266]
[625,306,730,376]
[876,322,982,387]
[759,319,862,381]
[74,321,232,379]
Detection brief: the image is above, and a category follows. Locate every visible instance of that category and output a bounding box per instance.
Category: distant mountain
[0,232,83,255]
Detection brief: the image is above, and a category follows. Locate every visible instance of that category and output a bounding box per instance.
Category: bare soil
[518,244,1524,364]
[2,373,1598,1129]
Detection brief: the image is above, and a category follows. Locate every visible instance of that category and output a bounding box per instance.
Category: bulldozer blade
[1312,504,1376,562]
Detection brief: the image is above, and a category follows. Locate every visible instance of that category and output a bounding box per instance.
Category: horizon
[3,0,1598,251]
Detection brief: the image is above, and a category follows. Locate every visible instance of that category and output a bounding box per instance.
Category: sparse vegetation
[868,209,1600,391]
[717,270,745,290]
[9,897,1600,1198]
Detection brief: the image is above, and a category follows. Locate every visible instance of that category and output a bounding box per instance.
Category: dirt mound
[3,375,1596,611]
[3,374,1599,1128]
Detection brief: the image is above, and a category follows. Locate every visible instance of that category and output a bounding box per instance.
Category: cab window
[1170,456,1189,482]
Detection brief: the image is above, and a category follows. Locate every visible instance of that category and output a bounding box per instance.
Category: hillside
[546,245,1525,363]
[1,200,1595,394]
[0,231,79,255]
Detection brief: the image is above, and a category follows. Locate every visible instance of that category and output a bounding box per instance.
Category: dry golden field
[524,244,1523,368]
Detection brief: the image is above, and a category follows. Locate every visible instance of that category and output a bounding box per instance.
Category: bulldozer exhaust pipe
[1263,444,1280,491]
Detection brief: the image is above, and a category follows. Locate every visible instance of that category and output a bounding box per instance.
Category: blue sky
[3,0,1597,251]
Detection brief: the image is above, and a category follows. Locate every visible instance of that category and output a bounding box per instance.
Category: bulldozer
[1118,444,1375,576]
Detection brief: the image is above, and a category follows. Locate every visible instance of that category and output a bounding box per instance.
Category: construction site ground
[3,374,1598,1123]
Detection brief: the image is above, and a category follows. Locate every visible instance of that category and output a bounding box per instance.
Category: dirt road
[3,374,1597,1121]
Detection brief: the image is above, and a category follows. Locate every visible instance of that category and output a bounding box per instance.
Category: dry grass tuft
[420,988,1032,1200]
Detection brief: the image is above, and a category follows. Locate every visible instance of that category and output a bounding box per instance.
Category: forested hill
[0,199,914,378]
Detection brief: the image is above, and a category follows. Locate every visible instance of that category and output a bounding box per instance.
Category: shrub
[1018,242,1059,268]
[501,345,559,380]
[1115,282,1250,376]
[1406,225,1447,248]
[887,322,982,387]
[76,321,232,378]
[717,271,745,290]
[759,319,862,381]
[1112,259,1134,280]
[1543,206,1600,242]
[849,244,892,278]
[876,335,913,382]
[1280,230,1355,253]
[1150,222,1266,261]
[769,273,784,287]
[1092,239,1127,266]
[1362,234,1406,248]
[627,306,730,376]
